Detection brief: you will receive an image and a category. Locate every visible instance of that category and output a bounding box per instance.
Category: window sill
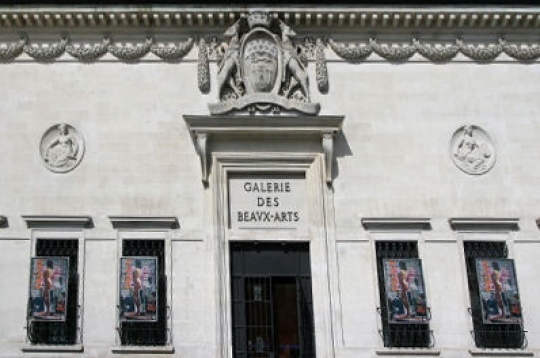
[376,348,441,356]
[112,346,174,354]
[22,344,83,352]
[469,349,534,357]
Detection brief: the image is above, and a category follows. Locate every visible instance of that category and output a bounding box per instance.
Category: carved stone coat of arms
[209,12,320,115]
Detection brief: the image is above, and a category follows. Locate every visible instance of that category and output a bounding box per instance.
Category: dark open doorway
[230,242,316,358]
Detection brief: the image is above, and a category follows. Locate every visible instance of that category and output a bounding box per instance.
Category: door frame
[229,242,315,357]
[211,152,338,358]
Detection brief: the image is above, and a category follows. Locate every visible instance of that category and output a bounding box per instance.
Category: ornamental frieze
[0,33,540,64]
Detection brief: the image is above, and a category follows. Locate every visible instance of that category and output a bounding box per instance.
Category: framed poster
[28,257,69,321]
[476,258,522,324]
[119,257,158,322]
[382,258,429,324]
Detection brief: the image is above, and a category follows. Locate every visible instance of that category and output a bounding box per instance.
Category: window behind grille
[28,239,79,345]
[375,241,431,348]
[463,241,526,349]
[120,239,167,346]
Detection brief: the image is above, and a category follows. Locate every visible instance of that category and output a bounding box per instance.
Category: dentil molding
[1,7,540,30]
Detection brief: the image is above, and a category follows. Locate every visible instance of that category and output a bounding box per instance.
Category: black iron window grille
[27,239,79,345]
[464,241,527,349]
[119,239,169,346]
[375,241,433,348]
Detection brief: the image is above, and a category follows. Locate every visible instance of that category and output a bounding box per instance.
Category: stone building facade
[0,4,539,358]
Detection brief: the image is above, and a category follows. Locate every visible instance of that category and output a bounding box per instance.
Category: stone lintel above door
[183,114,344,185]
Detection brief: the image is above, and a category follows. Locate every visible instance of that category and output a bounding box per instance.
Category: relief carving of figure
[40,123,84,173]
[278,20,310,101]
[209,11,319,115]
[216,20,244,100]
[451,125,495,175]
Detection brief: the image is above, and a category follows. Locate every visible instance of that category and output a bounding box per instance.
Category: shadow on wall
[332,131,353,182]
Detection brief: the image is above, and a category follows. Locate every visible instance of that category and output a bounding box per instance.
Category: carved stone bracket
[184,115,344,185]
[195,131,208,183]
[322,132,334,183]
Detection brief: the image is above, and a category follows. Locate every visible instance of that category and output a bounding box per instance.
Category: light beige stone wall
[0,16,539,358]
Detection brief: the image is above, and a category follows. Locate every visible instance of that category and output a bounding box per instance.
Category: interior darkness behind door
[230,242,315,358]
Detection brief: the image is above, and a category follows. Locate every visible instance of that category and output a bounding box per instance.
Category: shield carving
[241,30,281,94]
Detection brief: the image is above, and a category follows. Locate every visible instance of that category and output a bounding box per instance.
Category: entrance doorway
[230,242,316,358]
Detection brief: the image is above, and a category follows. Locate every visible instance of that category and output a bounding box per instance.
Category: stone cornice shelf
[22,344,84,353]
[362,218,432,231]
[468,349,533,357]
[111,345,174,354]
[376,348,441,356]
[109,216,179,229]
[184,115,344,185]
[22,215,93,229]
[1,7,540,30]
[449,218,520,231]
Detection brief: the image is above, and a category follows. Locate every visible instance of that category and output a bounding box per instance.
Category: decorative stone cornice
[184,115,344,184]
[0,33,539,64]
[22,215,93,229]
[361,218,432,231]
[449,218,520,231]
[329,37,540,62]
[0,34,194,62]
[1,7,540,30]
[109,216,179,229]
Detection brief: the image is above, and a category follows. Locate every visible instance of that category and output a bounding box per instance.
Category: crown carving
[247,12,272,28]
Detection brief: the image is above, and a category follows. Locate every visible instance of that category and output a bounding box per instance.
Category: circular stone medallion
[40,123,85,173]
[450,125,496,175]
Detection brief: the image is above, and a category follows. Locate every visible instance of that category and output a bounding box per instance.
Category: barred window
[27,239,79,345]
[464,241,526,349]
[120,239,168,346]
[375,241,432,348]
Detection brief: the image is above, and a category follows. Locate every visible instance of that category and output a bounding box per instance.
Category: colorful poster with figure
[382,258,429,324]
[476,258,522,324]
[119,257,158,322]
[28,257,69,321]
